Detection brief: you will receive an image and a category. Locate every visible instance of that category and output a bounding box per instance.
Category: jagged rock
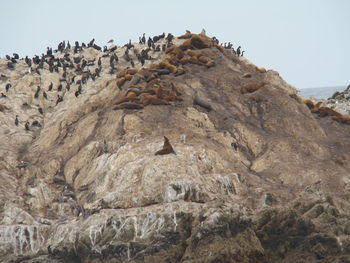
[1,31,350,262]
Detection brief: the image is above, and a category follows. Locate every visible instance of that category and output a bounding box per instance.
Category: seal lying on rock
[155,136,176,155]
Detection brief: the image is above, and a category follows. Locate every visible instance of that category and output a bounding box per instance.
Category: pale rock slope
[1,31,350,263]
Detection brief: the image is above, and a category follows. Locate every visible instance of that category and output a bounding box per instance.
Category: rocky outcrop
[325,84,350,115]
[1,31,350,262]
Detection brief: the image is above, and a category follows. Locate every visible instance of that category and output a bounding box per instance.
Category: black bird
[6,55,11,60]
[241,51,245,57]
[25,56,32,67]
[124,39,134,49]
[130,60,135,67]
[147,37,153,48]
[5,83,11,92]
[109,46,117,52]
[236,46,241,56]
[43,91,48,99]
[34,86,41,99]
[57,84,62,92]
[15,115,19,126]
[77,84,82,94]
[231,142,238,151]
[88,38,95,47]
[92,44,102,51]
[166,33,174,42]
[66,83,70,91]
[1,93,7,98]
[141,33,146,44]
[31,120,42,127]
[75,84,82,97]
[98,57,101,66]
[114,54,119,62]
[46,47,52,56]
[103,140,109,153]
[48,82,53,91]
[25,121,30,131]
[56,95,63,105]
[38,107,43,114]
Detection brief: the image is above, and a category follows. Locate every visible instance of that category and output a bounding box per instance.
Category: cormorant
[236,46,241,56]
[56,95,63,105]
[5,83,11,92]
[15,115,19,126]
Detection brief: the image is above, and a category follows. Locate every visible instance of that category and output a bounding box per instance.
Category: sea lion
[139,93,171,106]
[113,102,143,110]
[193,91,212,111]
[240,82,267,94]
[155,136,176,155]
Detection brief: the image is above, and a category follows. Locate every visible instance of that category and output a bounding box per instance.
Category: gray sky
[1,0,349,89]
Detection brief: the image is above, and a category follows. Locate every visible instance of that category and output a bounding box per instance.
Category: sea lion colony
[0,30,349,135]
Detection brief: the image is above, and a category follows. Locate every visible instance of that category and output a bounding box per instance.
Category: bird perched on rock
[103,140,109,154]
[15,115,19,126]
[56,95,63,105]
[236,46,241,56]
[155,136,176,155]
[5,83,12,92]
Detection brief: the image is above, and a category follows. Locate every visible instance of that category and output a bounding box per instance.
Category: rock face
[325,84,350,115]
[1,31,350,263]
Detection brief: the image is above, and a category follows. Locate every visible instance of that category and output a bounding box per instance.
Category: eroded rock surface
[1,31,350,262]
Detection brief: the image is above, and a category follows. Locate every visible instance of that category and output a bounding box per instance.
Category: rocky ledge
[1,31,350,263]
[325,84,350,115]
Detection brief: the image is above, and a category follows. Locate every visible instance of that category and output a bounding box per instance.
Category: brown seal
[155,136,176,155]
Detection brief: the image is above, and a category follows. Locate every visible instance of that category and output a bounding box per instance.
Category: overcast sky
[0,0,349,89]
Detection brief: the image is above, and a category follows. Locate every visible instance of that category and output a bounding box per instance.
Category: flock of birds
[0,32,244,131]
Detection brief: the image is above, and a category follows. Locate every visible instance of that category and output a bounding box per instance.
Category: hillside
[1,31,350,263]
